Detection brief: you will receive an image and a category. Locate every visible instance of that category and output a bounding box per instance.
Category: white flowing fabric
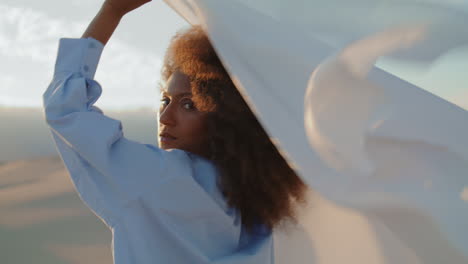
[163,0,468,263]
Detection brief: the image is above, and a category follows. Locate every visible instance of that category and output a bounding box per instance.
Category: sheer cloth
[164,0,468,263]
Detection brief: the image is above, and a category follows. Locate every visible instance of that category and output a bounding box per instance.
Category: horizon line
[0,104,157,113]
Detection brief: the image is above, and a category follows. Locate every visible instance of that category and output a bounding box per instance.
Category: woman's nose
[158,105,176,126]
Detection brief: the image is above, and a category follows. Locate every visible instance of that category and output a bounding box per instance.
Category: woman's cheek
[191,116,209,140]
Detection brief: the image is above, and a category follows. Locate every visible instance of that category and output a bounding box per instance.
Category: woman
[43,0,306,263]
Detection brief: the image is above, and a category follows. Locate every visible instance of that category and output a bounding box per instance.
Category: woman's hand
[81,0,152,45]
[102,0,153,18]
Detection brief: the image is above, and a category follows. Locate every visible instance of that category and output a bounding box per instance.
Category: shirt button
[89,42,96,49]
[83,65,89,72]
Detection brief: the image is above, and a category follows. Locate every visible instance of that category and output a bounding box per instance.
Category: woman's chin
[159,137,178,149]
[159,141,176,150]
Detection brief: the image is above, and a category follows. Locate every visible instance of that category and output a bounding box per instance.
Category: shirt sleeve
[42,38,189,226]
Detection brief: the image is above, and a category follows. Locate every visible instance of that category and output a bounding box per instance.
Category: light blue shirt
[42,37,273,264]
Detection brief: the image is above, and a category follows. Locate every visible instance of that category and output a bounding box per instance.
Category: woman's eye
[182,100,195,110]
[160,98,170,106]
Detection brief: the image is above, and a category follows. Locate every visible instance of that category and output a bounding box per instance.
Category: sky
[0,0,188,110]
[0,0,466,110]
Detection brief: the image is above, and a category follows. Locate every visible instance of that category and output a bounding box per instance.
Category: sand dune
[2,154,465,263]
[0,107,160,263]
[0,156,112,264]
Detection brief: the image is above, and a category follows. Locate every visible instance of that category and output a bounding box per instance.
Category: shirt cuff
[54,37,105,79]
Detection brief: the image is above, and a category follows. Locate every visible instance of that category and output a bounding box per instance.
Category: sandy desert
[0,155,113,264]
[0,107,156,263]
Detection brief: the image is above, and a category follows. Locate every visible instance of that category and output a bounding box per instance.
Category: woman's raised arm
[42,0,194,227]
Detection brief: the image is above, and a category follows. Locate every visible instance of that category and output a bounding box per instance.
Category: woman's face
[158,70,209,157]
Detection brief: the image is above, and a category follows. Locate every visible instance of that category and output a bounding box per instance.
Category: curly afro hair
[160,26,307,232]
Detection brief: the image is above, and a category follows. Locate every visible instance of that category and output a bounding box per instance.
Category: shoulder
[143,144,192,165]
[141,144,222,195]
[140,145,219,180]
[183,153,232,215]
[184,152,219,180]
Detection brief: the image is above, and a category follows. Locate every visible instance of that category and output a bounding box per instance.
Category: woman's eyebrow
[162,92,193,99]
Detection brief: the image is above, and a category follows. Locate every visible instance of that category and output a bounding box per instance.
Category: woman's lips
[159,132,177,142]
[160,136,176,142]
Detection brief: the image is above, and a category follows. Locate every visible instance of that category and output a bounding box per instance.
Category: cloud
[95,39,163,110]
[0,3,163,109]
[0,4,84,62]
